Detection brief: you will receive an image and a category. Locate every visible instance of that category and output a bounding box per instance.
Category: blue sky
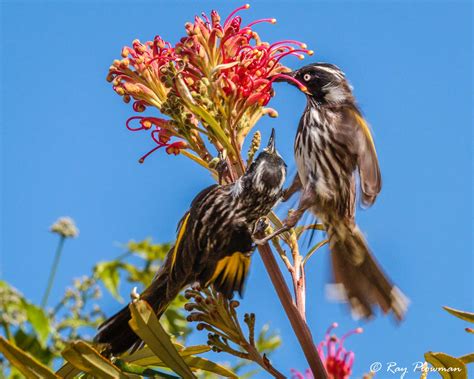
[1,1,472,377]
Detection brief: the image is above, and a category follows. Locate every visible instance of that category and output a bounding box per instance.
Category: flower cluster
[50,217,79,239]
[107,4,311,168]
[291,323,362,379]
[318,323,362,379]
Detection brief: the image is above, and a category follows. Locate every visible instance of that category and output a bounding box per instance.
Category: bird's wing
[351,108,382,207]
[170,184,219,273]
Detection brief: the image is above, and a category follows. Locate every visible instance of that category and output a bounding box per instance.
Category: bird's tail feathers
[327,223,409,321]
[94,257,185,356]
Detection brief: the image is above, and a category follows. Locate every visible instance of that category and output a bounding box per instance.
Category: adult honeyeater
[94,130,286,355]
[260,63,408,321]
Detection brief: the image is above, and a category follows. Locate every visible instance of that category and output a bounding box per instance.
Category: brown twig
[257,243,327,379]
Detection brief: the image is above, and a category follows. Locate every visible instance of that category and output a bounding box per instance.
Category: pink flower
[318,323,363,379]
[291,368,314,379]
[292,323,362,379]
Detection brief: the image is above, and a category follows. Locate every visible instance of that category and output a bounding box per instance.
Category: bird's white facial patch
[323,84,347,103]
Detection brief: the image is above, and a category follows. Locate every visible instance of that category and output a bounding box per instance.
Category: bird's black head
[276,63,354,105]
[242,129,287,197]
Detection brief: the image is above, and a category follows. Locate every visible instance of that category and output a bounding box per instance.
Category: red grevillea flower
[107,36,176,112]
[291,323,362,379]
[176,4,311,107]
[318,323,363,379]
[126,116,187,163]
[291,368,314,379]
[107,4,312,164]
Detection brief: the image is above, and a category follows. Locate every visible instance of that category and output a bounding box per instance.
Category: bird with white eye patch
[257,62,409,322]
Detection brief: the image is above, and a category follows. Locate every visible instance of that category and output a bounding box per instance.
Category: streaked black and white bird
[260,63,408,321]
[95,129,286,355]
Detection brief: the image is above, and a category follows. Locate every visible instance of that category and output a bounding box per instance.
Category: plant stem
[41,236,65,308]
[257,243,327,379]
[244,342,286,379]
[289,237,306,319]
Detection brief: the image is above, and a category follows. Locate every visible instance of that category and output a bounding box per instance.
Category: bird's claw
[254,218,269,235]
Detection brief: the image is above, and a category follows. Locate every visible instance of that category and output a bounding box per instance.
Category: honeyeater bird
[259,63,408,321]
[94,129,287,355]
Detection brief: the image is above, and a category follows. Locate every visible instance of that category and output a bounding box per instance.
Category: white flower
[50,217,79,238]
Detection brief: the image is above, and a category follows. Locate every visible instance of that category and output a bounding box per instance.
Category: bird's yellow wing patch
[206,252,250,298]
[170,212,190,271]
[352,109,382,207]
[353,110,376,152]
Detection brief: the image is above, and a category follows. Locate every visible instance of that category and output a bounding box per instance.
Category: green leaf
[13,329,54,365]
[443,306,474,323]
[127,239,171,261]
[123,344,210,366]
[94,261,123,302]
[424,352,467,379]
[0,336,58,378]
[181,356,238,378]
[114,360,180,379]
[256,324,281,353]
[56,362,82,378]
[61,340,127,378]
[22,300,51,347]
[128,300,196,379]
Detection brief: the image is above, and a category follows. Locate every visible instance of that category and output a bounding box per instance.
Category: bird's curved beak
[266,128,276,154]
[272,69,296,82]
[270,70,310,95]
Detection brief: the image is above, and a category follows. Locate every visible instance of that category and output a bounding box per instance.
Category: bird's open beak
[266,128,276,154]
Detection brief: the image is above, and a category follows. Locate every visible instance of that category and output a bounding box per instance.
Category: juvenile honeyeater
[261,63,409,321]
[95,130,287,355]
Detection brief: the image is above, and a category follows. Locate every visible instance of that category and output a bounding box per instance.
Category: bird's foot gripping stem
[253,209,302,245]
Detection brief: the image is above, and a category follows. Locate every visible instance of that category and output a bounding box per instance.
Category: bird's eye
[303,73,311,82]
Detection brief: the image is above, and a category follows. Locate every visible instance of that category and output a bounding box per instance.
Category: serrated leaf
[128,300,196,379]
[62,340,127,378]
[424,352,467,379]
[22,300,51,347]
[94,261,123,302]
[0,336,58,378]
[443,306,474,323]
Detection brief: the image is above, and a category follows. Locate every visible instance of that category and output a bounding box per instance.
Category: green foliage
[424,352,467,379]
[1,236,282,378]
[92,239,192,339]
[443,306,474,324]
[128,300,196,378]
[22,301,51,348]
[422,306,473,378]
[184,286,284,378]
